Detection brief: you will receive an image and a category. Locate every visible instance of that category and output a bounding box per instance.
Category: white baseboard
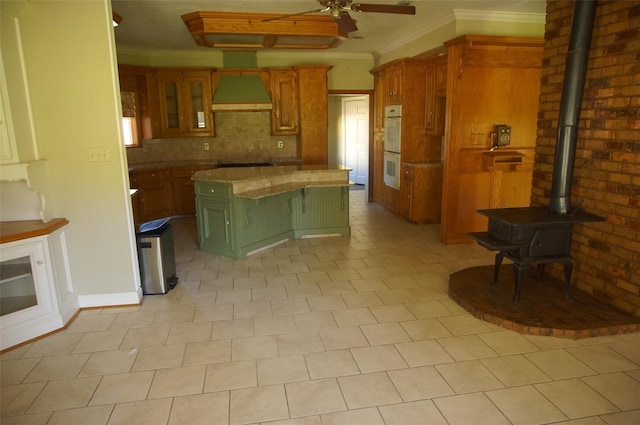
[77,290,142,308]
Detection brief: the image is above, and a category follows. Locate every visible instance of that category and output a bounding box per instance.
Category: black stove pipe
[550,0,598,215]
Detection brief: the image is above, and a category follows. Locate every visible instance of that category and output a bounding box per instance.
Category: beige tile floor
[2,190,640,425]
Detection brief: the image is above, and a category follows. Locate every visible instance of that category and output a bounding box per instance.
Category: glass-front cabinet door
[183,72,212,136]
[157,72,184,136]
[0,238,55,329]
[157,70,213,137]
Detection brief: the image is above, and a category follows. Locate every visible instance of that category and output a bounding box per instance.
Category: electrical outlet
[204,142,210,151]
[88,148,110,162]
[277,140,284,149]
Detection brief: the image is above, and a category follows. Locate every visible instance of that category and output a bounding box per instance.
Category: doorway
[328,94,370,193]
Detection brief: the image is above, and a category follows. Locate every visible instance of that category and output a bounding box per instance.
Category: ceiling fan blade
[351,3,416,15]
[336,11,358,33]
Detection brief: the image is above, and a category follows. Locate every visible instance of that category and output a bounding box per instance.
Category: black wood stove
[468,0,604,303]
[468,207,603,303]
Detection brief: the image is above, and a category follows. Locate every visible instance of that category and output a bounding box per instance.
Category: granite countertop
[127,158,302,172]
[192,164,351,199]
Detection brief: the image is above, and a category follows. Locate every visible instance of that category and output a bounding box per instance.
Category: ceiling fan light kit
[181,1,415,50]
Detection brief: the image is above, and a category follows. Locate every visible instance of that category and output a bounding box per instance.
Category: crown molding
[375,9,456,57]
[374,8,546,58]
[116,45,373,63]
[453,9,546,24]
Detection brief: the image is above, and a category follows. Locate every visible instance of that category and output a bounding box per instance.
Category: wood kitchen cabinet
[371,54,446,213]
[372,72,386,204]
[383,185,400,213]
[118,65,158,141]
[157,70,213,138]
[296,65,331,164]
[423,63,438,134]
[400,163,443,224]
[439,35,543,244]
[383,63,402,105]
[129,168,173,223]
[269,68,299,135]
[172,165,212,215]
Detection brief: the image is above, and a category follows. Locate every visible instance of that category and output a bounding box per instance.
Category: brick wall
[532,0,640,315]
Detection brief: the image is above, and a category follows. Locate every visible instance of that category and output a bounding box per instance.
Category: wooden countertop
[0,218,69,244]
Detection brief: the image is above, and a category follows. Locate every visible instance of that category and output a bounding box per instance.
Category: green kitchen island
[191,165,351,259]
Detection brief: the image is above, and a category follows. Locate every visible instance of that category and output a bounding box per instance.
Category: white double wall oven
[383,105,402,189]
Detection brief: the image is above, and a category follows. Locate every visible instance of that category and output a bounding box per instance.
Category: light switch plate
[88,148,110,162]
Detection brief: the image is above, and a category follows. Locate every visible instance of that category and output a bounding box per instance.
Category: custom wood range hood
[211,51,273,112]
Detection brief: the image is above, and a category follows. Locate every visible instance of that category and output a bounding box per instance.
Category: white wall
[2,0,141,305]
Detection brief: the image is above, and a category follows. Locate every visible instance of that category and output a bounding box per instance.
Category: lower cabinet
[130,168,173,223]
[400,163,443,223]
[196,197,233,257]
[172,165,211,215]
[130,165,215,224]
[1,222,76,351]
[383,185,400,213]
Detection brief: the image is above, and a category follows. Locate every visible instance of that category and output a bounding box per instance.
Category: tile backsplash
[126,111,297,164]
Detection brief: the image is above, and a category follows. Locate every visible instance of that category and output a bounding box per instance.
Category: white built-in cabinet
[0,222,76,351]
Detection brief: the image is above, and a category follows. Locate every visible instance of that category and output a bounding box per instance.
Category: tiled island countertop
[191,164,351,199]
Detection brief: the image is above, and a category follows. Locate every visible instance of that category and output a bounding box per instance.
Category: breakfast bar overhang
[191,165,351,259]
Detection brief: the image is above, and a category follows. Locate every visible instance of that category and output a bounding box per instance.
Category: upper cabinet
[269,69,299,135]
[372,56,444,164]
[118,65,158,142]
[117,65,331,164]
[157,70,214,138]
[383,63,402,105]
[296,65,331,165]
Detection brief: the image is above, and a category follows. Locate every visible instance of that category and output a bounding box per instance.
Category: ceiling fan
[267,1,416,34]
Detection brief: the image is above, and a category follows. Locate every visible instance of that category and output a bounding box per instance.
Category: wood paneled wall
[440,35,544,244]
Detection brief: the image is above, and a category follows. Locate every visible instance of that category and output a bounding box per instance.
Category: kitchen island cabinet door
[196,197,234,257]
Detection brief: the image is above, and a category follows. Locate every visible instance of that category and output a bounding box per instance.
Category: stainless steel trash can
[136,218,178,295]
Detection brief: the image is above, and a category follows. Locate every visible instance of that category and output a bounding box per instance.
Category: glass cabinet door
[189,80,206,129]
[0,239,54,328]
[0,256,37,316]
[163,81,180,129]
[183,72,212,135]
[157,72,184,135]
[157,71,212,137]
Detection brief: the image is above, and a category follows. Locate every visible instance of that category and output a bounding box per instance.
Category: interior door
[343,97,369,185]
